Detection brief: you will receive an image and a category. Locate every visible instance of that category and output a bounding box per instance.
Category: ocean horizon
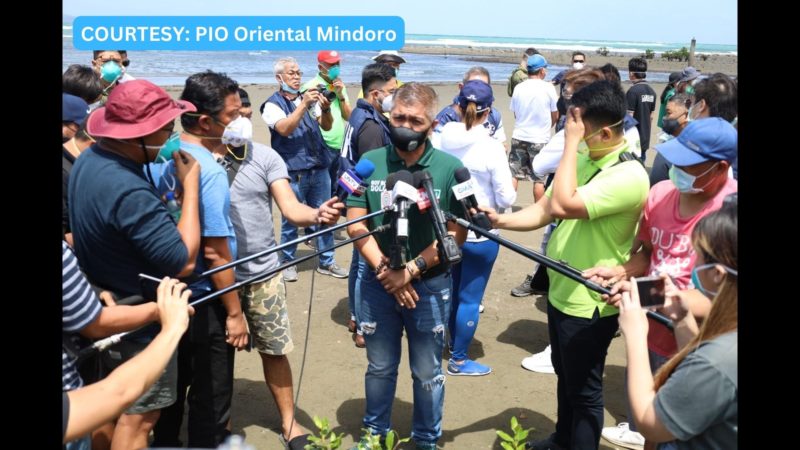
[62,28,736,86]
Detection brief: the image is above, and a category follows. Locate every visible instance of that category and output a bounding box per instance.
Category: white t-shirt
[261,95,322,129]
[510,78,558,144]
[532,127,642,178]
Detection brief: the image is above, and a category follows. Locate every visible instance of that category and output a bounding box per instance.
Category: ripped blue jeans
[357,268,452,446]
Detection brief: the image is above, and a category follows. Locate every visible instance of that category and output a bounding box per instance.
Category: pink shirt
[639,178,738,357]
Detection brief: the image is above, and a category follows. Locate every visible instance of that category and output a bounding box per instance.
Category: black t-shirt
[626,81,657,151]
[356,118,391,160]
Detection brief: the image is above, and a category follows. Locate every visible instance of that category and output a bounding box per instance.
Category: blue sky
[63,0,737,45]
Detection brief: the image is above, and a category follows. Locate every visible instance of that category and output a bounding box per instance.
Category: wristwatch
[414,256,428,273]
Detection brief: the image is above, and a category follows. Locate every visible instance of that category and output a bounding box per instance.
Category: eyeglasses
[283,71,303,77]
[573,59,585,63]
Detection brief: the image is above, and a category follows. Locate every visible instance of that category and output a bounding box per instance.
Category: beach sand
[160,80,668,449]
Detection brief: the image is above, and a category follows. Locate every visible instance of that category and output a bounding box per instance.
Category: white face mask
[381,93,394,114]
[572,62,585,70]
[221,116,253,147]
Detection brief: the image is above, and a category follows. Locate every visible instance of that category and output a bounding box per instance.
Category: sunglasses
[573,59,585,63]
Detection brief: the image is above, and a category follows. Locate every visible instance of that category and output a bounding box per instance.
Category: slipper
[280,433,311,450]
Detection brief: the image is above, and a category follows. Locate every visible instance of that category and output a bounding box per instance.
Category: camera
[314,84,338,102]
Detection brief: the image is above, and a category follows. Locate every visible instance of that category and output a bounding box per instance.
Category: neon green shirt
[545,142,649,318]
[303,74,350,151]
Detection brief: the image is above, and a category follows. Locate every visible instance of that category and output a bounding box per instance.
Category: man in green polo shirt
[484,80,649,450]
[304,50,352,200]
[346,82,466,450]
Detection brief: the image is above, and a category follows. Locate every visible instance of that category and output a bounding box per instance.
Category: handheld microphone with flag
[335,159,376,202]
[412,170,462,265]
[452,167,493,230]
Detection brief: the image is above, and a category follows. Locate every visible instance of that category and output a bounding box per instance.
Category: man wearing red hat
[305,51,352,212]
[68,79,202,450]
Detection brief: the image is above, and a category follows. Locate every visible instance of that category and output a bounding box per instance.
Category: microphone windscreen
[454,166,472,183]
[354,159,376,179]
[412,170,427,188]
[395,170,414,186]
[385,172,400,190]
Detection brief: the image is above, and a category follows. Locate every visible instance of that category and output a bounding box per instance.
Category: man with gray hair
[346,82,467,450]
[260,57,347,281]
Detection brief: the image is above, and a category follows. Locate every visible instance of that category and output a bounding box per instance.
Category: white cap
[372,50,406,64]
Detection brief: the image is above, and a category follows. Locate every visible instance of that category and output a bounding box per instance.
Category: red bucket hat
[86,79,196,139]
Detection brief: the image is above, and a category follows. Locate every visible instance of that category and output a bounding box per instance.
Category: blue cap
[526,54,548,71]
[655,117,737,166]
[63,93,89,124]
[457,80,494,112]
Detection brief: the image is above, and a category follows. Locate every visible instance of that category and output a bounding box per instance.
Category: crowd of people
[62,47,737,450]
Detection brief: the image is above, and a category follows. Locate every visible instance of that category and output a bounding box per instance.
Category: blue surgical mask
[394,67,400,77]
[279,75,300,94]
[668,163,718,194]
[100,61,122,83]
[691,263,737,298]
[326,65,340,80]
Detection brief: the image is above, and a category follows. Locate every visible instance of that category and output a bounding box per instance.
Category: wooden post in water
[689,38,696,66]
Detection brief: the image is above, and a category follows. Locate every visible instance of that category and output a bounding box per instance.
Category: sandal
[280,433,311,450]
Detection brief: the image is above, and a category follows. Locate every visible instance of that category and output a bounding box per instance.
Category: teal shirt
[347,140,465,264]
[303,74,350,150]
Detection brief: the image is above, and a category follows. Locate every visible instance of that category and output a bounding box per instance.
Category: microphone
[412,170,462,265]
[386,170,417,269]
[452,167,493,230]
[335,159,376,202]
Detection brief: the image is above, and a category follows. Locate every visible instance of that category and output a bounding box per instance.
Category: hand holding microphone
[321,159,376,226]
[452,167,493,230]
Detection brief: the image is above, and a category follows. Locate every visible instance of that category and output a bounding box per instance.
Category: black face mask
[389,123,428,152]
[662,117,683,136]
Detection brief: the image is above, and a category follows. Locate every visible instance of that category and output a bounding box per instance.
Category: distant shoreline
[401,44,737,77]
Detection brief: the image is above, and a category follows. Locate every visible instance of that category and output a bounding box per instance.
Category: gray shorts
[240,275,294,355]
[101,337,178,414]
[508,139,546,183]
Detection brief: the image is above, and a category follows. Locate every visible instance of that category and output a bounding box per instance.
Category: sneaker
[521,345,555,374]
[283,266,299,282]
[317,263,348,278]
[446,358,492,376]
[511,274,536,297]
[415,441,440,450]
[479,303,485,313]
[601,423,645,450]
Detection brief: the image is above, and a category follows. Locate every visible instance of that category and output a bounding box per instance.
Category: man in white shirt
[509,54,558,201]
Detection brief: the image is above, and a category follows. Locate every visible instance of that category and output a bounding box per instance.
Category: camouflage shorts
[240,275,294,355]
[101,337,177,414]
[508,139,546,182]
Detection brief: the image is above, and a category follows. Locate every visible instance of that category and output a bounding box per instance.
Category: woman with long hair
[436,79,516,376]
[616,202,737,449]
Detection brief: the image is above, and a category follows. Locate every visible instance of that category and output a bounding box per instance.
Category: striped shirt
[62,241,102,391]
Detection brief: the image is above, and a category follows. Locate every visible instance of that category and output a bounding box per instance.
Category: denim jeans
[348,247,367,323]
[356,269,452,446]
[280,168,334,267]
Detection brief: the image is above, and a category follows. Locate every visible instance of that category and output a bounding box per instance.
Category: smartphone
[635,276,666,309]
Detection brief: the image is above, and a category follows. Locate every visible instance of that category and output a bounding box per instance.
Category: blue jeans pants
[348,247,367,324]
[356,269,452,446]
[280,168,335,267]
[448,239,499,361]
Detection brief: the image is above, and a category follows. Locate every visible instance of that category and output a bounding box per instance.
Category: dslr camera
[314,84,338,102]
